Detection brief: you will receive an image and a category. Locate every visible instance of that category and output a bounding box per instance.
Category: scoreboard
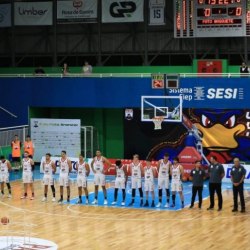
[174,0,250,37]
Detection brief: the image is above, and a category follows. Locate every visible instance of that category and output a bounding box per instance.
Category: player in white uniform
[156,153,171,208]
[76,154,90,204]
[42,153,56,202]
[21,151,35,200]
[143,159,156,207]
[128,154,144,206]
[170,157,185,208]
[0,155,12,198]
[58,151,72,204]
[108,160,127,206]
[91,150,111,205]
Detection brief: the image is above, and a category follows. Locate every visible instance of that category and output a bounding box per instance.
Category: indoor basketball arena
[1,0,250,249]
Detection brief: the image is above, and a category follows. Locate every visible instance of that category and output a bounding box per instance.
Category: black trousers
[191,186,203,207]
[233,183,245,210]
[209,183,223,209]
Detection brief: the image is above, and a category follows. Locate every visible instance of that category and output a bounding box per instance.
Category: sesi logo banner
[102,0,144,23]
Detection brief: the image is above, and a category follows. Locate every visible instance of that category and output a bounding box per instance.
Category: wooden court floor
[0,180,250,250]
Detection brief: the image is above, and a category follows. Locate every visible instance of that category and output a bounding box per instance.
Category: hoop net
[152,116,164,130]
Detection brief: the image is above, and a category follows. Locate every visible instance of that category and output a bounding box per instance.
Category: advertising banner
[149,0,165,26]
[14,2,53,26]
[102,0,144,23]
[57,0,97,23]
[0,4,11,28]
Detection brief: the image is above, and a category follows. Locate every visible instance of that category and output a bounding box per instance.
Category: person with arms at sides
[189,160,206,209]
[82,61,93,75]
[231,158,246,213]
[156,153,171,208]
[108,159,127,206]
[58,151,72,204]
[143,159,156,207]
[11,135,22,171]
[62,63,69,76]
[207,156,225,211]
[24,135,35,159]
[42,153,56,202]
[91,150,111,205]
[76,154,90,204]
[170,157,185,208]
[21,151,35,200]
[240,62,249,77]
[128,154,144,206]
[0,156,12,198]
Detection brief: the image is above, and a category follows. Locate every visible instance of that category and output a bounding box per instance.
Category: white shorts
[144,180,154,192]
[131,177,142,189]
[59,174,70,187]
[43,175,54,186]
[158,177,169,189]
[171,181,183,192]
[23,172,33,184]
[115,178,125,189]
[77,176,87,188]
[0,173,9,183]
[94,173,105,186]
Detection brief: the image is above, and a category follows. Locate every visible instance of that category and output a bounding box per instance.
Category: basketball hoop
[152,116,164,130]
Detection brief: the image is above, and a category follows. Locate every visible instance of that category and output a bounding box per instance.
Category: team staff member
[11,135,22,170]
[230,158,246,213]
[24,135,35,159]
[207,156,225,211]
[189,160,206,209]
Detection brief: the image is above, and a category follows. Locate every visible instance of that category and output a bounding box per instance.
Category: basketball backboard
[141,96,182,122]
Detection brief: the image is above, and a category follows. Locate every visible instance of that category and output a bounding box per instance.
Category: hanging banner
[57,0,97,24]
[102,0,144,23]
[0,4,11,28]
[149,0,165,26]
[14,2,53,26]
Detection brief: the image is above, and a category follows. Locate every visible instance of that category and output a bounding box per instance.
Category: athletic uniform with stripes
[158,159,171,189]
[59,158,70,187]
[93,156,106,186]
[131,162,142,189]
[43,160,54,186]
[0,160,10,183]
[22,158,33,183]
[144,166,154,192]
[171,165,183,192]
[77,162,88,188]
[115,165,126,189]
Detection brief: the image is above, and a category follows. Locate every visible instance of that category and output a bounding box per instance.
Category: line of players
[1,149,187,208]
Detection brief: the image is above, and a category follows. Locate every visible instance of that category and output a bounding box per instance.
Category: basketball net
[152,116,164,130]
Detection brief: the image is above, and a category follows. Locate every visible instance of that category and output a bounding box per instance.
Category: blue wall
[1,77,250,127]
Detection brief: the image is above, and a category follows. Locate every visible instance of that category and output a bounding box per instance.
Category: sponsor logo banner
[14,2,53,26]
[57,0,97,23]
[0,4,11,28]
[149,0,165,26]
[102,0,144,23]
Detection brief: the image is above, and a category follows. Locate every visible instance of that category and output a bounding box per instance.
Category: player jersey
[158,160,171,178]
[172,165,182,182]
[59,158,70,175]
[0,160,9,174]
[77,162,87,177]
[116,165,125,179]
[43,160,54,176]
[22,158,32,173]
[93,156,104,174]
[144,167,154,182]
[131,162,142,178]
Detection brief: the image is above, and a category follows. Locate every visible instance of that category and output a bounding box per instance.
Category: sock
[86,195,89,200]
[32,192,34,197]
[44,193,47,198]
[6,183,11,193]
[172,194,176,205]
[1,190,4,195]
[79,195,82,200]
[51,185,55,197]
[95,196,97,200]
[122,189,126,201]
[132,189,135,202]
[114,188,118,201]
[159,189,162,203]
[182,200,184,205]
[139,188,143,198]
[24,192,27,197]
[60,195,63,200]
[67,195,70,199]
[166,189,170,203]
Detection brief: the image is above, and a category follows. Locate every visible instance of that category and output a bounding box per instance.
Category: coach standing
[207,156,225,211]
[231,158,246,213]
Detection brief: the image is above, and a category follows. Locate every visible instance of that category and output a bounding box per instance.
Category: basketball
[1,216,9,225]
